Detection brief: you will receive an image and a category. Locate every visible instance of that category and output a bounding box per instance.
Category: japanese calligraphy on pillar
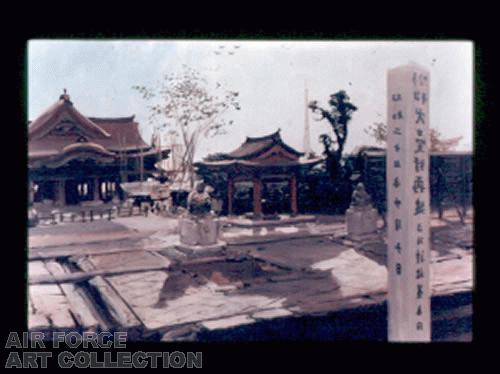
[387,64,431,342]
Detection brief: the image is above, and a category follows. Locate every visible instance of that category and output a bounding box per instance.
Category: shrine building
[28,91,170,207]
[196,129,322,217]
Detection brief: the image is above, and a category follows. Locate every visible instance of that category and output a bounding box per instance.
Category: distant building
[196,129,322,217]
[28,91,170,206]
[162,134,184,174]
[349,147,472,218]
[153,132,192,192]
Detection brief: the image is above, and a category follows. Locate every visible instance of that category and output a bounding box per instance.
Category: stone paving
[27,210,474,341]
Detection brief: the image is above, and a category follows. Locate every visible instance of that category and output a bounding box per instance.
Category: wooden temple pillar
[253,175,263,218]
[28,180,35,206]
[93,178,101,202]
[290,173,298,216]
[227,176,235,216]
[54,179,66,206]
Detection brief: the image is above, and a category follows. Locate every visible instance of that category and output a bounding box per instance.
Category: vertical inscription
[387,64,431,342]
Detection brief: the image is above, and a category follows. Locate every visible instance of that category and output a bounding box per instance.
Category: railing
[35,203,171,226]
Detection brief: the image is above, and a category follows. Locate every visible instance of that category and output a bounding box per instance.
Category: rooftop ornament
[59,89,72,105]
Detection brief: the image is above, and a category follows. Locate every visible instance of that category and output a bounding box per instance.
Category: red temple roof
[88,116,150,151]
[29,93,150,159]
[226,129,304,160]
[29,96,110,140]
[197,129,323,171]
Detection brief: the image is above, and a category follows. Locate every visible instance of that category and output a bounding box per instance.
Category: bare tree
[133,65,240,188]
[429,129,463,152]
[364,122,387,146]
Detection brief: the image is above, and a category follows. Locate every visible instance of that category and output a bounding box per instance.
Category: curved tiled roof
[28,95,150,158]
[87,116,136,123]
[198,129,316,171]
[30,141,117,169]
[29,98,110,140]
[227,129,303,160]
[61,142,115,156]
[89,116,149,151]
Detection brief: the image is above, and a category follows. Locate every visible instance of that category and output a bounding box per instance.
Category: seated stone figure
[187,181,212,216]
[179,181,221,248]
[346,182,378,241]
[350,182,372,209]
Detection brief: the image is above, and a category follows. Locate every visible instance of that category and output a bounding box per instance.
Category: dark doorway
[36,181,55,202]
[65,180,80,205]
[262,180,290,215]
[233,182,253,215]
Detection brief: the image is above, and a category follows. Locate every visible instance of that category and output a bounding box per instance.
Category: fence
[358,150,473,218]
[33,203,168,226]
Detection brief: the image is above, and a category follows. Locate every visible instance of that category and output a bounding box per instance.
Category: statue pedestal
[28,207,39,228]
[346,206,379,242]
[176,216,226,258]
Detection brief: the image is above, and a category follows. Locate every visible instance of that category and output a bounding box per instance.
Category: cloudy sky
[28,40,473,161]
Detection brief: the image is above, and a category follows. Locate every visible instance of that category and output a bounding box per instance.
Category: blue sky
[28,40,473,160]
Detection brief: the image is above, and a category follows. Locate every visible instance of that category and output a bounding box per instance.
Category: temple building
[28,91,170,207]
[196,129,322,217]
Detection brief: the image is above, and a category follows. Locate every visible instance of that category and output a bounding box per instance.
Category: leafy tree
[364,122,463,152]
[309,90,358,180]
[133,65,240,188]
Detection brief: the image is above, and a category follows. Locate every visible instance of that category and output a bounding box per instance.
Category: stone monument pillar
[387,64,431,342]
[345,182,379,242]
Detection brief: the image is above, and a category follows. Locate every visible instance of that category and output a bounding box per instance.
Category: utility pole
[140,147,144,183]
[303,81,312,157]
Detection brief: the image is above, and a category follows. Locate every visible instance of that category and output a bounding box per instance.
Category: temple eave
[196,156,324,169]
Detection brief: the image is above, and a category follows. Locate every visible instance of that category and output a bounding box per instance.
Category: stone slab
[30,284,76,330]
[224,215,316,228]
[174,241,227,258]
[201,315,255,331]
[252,308,293,320]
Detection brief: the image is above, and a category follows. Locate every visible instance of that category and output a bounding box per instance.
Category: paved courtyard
[27,210,473,341]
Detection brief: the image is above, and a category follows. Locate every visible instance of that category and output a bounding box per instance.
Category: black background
[1,6,494,369]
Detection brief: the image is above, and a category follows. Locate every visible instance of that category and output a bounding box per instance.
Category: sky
[28,40,473,161]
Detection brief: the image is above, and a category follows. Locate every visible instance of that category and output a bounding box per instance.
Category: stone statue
[350,182,372,209]
[177,180,224,253]
[187,181,212,216]
[346,182,379,241]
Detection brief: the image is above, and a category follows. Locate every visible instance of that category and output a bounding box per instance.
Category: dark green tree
[309,90,358,180]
